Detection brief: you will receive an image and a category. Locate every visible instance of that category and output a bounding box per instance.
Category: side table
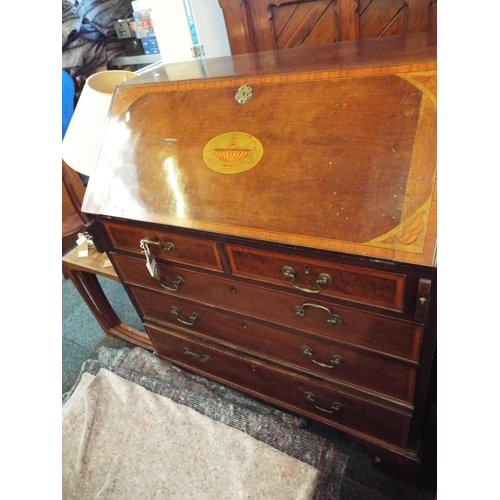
[62,246,154,350]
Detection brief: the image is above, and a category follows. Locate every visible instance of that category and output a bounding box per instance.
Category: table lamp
[62,70,137,176]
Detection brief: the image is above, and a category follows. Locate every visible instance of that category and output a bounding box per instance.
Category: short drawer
[117,255,422,362]
[129,286,417,403]
[104,221,223,271]
[226,245,405,311]
[146,324,411,448]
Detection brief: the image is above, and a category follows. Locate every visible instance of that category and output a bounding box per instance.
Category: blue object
[62,70,75,139]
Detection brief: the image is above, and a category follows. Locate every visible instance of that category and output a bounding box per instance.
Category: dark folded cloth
[62,0,132,78]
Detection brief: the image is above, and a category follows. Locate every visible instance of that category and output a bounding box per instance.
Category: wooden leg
[64,267,154,351]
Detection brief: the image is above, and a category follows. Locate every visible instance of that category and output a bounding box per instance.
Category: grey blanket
[63,369,319,499]
[63,347,349,500]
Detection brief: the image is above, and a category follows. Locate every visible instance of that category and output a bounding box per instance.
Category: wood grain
[145,323,412,447]
[77,33,437,482]
[219,0,436,55]
[84,35,436,266]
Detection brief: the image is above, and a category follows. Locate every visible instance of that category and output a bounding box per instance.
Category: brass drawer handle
[294,302,343,325]
[157,275,184,292]
[140,237,175,253]
[302,346,343,369]
[305,391,342,413]
[282,266,332,294]
[183,348,211,362]
[170,306,199,326]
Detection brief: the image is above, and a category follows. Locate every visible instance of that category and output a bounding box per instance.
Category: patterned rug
[63,346,349,500]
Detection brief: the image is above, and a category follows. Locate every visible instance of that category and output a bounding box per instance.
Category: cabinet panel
[104,221,223,271]
[219,0,436,55]
[114,253,423,361]
[82,34,437,481]
[227,245,406,310]
[130,286,417,402]
[146,323,411,447]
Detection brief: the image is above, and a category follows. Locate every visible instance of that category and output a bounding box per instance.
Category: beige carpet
[62,368,319,499]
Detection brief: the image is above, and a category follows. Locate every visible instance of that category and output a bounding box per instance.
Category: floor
[62,275,140,395]
[62,273,437,499]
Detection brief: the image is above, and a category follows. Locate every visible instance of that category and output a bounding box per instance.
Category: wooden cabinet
[218,0,437,55]
[83,32,436,482]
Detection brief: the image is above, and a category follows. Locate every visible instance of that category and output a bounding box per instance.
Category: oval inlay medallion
[203,132,263,174]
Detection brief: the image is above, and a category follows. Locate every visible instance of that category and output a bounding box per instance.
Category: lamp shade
[62,70,136,176]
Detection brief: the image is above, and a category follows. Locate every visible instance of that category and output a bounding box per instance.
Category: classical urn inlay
[203,132,263,174]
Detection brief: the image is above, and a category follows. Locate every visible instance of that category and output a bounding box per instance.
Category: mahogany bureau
[83,33,437,482]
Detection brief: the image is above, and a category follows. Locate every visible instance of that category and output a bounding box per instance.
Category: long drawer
[226,245,406,311]
[104,221,223,271]
[145,323,411,448]
[113,253,423,362]
[130,286,417,403]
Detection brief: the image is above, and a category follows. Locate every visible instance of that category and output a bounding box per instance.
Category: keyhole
[304,265,311,274]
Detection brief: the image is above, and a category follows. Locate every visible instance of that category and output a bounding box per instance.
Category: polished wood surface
[62,246,153,350]
[104,221,224,271]
[218,0,437,55]
[62,160,88,255]
[83,33,436,266]
[111,251,423,362]
[145,323,411,447]
[63,245,117,280]
[122,31,436,85]
[82,34,437,483]
[226,244,406,311]
[130,284,418,402]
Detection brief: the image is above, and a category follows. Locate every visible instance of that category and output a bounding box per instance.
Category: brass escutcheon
[235,84,253,104]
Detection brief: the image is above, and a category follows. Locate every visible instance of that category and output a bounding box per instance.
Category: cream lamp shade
[62,70,137,176]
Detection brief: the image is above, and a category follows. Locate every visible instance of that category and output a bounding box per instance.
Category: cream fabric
[62,369,318,499]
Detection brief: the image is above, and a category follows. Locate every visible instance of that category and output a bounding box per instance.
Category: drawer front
[116,253,422,362]
[227,245,405,311]
[146,324,411,447]
[130,286,417,402]
[104,221,223,271]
